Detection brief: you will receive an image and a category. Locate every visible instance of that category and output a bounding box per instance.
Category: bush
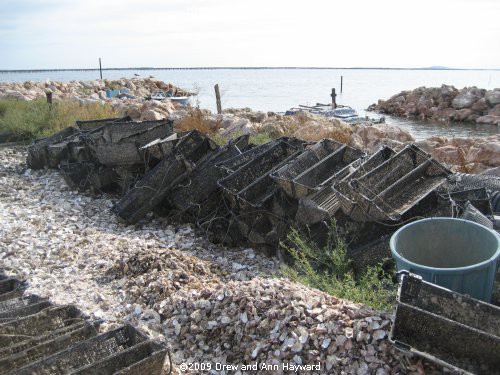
[211,130,275,147]
[0,98,120,139]
[280,223,396,310]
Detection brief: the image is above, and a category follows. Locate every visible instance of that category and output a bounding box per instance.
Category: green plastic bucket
[390,218,500,302]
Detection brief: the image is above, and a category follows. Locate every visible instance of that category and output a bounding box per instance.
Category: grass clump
[280,222,396,310]
[211,130,275,146]
[0,98,120,139]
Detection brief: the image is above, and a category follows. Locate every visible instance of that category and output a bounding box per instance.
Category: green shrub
[280,223,396,310]
[0,98,120,139]
[249,132,274,145]
[211,131,275,146]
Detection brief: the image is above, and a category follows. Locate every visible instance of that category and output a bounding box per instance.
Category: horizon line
[1,66,500,73]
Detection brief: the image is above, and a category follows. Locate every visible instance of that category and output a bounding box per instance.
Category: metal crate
[75,116,131,131]
[71,340,166,375]
[441,187,494,216]
[169,135,249,212]
[27,127,80,169]
[13,325,164,375]
[114,130,219,223]
[237,150,301,208]
[333,146,395,221]
[0,279,26,302]
[343,145,451,222]
[0,306,84,345]
[218,139,301,203]
[390,272,500,375]
[292,145,365,198]
[0,295,51,321]
[270,139,344,198]
[90,120,174,167]
[354,159,451,221]
[216,137,302,174]
[295,185,340,225]
[0,323,98,374]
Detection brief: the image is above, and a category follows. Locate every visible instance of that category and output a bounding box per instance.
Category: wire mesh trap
[0,275,167,375]
[390,273,500,374]
[336,145,451,222]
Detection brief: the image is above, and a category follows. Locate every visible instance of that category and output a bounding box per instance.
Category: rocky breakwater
[170,107,500,172]
[0,78,189,121]
[171,107,415,150]
[416,134,500,174]
[368,85,500,126]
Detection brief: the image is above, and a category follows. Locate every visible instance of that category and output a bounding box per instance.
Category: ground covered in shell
[0,146,441,374]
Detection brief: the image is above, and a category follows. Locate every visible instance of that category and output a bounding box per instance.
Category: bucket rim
[389,217,500,272]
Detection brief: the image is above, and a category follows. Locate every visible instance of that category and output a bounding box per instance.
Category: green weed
[0,98,120,139]
[280,223,396,310]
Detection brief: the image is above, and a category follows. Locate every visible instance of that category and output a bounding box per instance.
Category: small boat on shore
[285,103,384,124]
[150,91,190,106]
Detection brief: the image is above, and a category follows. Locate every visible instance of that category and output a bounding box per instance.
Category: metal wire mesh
[391,274,500,374]
[271,139,343,197]
[461,202,494,229]
[218,139,302,197]
[448,173,500,192]
[292,145,365,197]
[14,325,146,374]
[338,145,451,222]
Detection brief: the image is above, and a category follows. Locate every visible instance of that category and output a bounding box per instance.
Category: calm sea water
[1,68,499,140]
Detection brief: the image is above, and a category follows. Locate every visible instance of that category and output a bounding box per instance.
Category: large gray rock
[471,98,489,112]
[485,89,500,106]
[140,109,165,121]
[454,108,474,122]
[476,115,500,126]
[489,104,500,116]
[451,89,482,109]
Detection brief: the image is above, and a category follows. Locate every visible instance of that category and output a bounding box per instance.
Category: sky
[1,0,499,70]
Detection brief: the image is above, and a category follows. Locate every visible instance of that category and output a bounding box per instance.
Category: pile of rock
[173,109,499,172]
[0,77,189,102]
[0,78,185,121]
[160,278,432,374]
[416,134,500,174]
[170,108,415,152]
[368,85,500,125]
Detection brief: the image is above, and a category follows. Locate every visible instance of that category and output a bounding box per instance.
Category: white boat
[150,91,190,106]
[285,103,384,124]
[168,96,190,106]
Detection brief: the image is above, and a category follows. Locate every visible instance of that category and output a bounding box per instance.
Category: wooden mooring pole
[46,91,53,106]
[341,76,343,93]
[331,88,337,109]
[99,58,103,80]
[214,84,222,114]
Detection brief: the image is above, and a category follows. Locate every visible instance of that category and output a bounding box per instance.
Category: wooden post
[99,58,103,80]
[214,84,222,114]
[341,76,343,93]
[331,88,337,109]
[46,91,53,106]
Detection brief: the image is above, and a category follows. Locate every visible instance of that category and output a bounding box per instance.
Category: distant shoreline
[1,67,499,73]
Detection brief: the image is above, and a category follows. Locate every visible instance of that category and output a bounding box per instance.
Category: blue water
[1,68,498,140]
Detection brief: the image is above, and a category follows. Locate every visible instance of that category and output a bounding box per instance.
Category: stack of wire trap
[334,144,452,222]
[0,273,167,375]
